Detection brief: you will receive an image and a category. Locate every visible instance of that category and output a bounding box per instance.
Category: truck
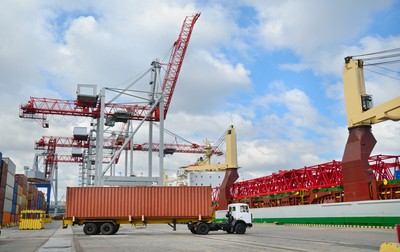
[62,186,252,235]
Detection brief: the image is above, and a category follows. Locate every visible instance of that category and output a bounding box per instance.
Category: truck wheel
[111,224,120,235]
[83,223,100,235]
[234,223,246,234]
[100,222,115,235]
[225,228,234,234]
[189,225,197,234]
[196,222,210,235]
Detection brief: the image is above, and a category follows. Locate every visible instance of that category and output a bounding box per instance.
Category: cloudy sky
[1,0,399,200]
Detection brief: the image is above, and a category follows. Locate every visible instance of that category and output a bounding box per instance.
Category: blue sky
[0,0,399,198]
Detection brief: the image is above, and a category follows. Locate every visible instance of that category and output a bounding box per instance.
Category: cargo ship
[212,154,400,227]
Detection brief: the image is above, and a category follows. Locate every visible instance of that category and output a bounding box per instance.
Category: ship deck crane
[182,125,239,210]
[342,50,400,202]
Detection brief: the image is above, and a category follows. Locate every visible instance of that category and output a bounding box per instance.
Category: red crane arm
[35,135,222,155]
[161,13,200,118]
[47,154,113,163]
[20,97,156,121]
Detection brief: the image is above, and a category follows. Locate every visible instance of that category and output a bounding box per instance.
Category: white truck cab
[227,203,253,225]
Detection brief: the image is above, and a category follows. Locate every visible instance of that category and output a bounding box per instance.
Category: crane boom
[35,135,222,155]
[162,13,201,118]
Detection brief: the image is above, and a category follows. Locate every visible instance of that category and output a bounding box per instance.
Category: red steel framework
[211,154,400,204]
[35,136,222,155]
[19,13,201,126]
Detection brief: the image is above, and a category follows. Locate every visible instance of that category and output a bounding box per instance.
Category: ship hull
[216,199,400,227]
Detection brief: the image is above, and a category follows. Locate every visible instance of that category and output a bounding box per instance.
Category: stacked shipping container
[2,157,16,226]
[0,155,46,227]
[0,152,4,227]
[15,174,29,223]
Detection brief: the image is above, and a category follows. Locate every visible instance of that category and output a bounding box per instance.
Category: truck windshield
[240,205,248,212]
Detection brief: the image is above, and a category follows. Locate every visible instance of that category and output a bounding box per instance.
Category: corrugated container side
[0,186,5,200]
[2,212,11,224]
[66,186,212,219]
[4,198,12,213]
[6,172,15,188]
[2,158,16,175]
[1,162,7,188]
[0,199,4,214]
[5,184,13,201]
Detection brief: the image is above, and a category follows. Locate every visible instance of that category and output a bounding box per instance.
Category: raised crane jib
[160,13,201,119]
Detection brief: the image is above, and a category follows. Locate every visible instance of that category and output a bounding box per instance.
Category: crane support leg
[219,168,239,210]
[342,126,378,201]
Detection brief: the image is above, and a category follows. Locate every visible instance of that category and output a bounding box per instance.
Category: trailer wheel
[189,225,197,234]
[83,222,100,235]
[234,222,246,234]
[196,222,210,235]
[100,222,115,235]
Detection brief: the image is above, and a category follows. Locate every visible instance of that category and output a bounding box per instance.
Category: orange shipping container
[65,186,212,219]
[2,212,11,224]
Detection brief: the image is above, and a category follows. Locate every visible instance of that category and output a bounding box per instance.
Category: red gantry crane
[20,13,201,187]
[19,13,201,126]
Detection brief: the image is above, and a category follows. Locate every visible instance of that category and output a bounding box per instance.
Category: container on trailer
[65,186,213,219]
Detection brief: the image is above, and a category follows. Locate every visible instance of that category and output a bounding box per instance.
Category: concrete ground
[0,221,399,252]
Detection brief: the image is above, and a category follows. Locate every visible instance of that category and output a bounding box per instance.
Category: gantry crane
[19,13,201,125]
[19,13,201,186]
[342,53,400,202]
[35,134,222,186]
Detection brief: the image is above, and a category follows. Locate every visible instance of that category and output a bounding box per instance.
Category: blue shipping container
[395,170,400,180]
[11,203,16,214]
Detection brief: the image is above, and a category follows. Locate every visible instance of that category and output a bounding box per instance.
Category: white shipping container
[6,172,15,187]
[5,184,13,201]
[2,157,16,175]
[3,198,12,212]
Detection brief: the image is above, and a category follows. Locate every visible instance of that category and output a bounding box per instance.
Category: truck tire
[83,222,100,235]
[234,222,246,234]
[111,224,120,235]
[100,222,115,235]
[196,222,210,235]
[225,228,234,234]
[189,225,197,234]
